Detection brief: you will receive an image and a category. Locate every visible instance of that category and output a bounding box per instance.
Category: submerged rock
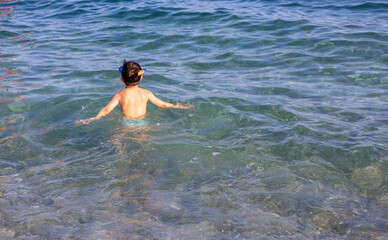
[351,165,383,199]
[0,125,9,133]
[261,194,297,217]
[378,196,388,221]
[58,208,90,225]
[0,228,16,239]
[312,211,346,235]
[0,167,14,175]
[0,199,10,208]
[0,187,6,198]
[7,101,29,112]
[204,124,232,140]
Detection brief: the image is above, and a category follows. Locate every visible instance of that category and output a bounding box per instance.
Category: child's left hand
[75,119,88,126]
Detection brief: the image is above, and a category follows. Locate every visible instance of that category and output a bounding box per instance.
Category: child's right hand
[175,104,194,109]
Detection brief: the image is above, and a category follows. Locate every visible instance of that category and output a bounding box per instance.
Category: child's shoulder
[139,88,153,96]
[117,87,153,98]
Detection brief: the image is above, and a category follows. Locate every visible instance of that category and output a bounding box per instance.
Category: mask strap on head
[137,68,146,76]
[118,67,146,75]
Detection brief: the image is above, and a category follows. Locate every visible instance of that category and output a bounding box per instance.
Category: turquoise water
[1,0,387,238]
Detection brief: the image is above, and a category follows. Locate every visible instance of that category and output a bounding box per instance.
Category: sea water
[0,0,387,239]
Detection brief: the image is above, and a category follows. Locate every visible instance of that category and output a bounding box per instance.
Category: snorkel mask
[119,66,146,75]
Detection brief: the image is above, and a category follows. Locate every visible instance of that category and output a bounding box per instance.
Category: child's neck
[125,85,139,89]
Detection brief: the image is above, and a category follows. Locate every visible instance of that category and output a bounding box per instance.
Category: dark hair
[121,60,143,86]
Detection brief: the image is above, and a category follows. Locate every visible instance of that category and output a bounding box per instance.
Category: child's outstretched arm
[76,93,120,125]
[148,91,193,109]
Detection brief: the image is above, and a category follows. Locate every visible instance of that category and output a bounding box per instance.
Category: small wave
[232,19,310,33]
[347,2,388,10]
[310,1,388,11]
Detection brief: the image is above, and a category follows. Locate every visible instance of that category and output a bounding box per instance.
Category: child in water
[76,60,192,125]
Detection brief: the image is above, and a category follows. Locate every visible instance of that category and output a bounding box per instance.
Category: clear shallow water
[0,0,387,238]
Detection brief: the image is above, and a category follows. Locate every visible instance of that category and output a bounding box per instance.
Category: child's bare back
[114,87,150,119]
[76,60,192,125]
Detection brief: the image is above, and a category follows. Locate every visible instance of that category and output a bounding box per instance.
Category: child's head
[120,60,145,86]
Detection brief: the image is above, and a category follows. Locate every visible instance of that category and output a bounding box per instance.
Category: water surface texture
[1,0,387,239]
